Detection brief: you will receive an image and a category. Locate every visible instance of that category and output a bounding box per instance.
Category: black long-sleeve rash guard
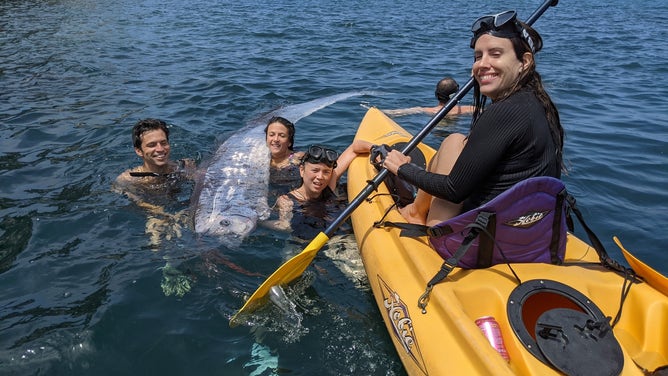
[397,88,560,212]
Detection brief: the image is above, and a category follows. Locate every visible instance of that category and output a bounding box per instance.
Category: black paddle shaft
[322,0,559,238]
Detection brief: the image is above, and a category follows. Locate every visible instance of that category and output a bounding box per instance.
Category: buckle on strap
[418,285,433,314]
[439,259,457,276]
[419,259,458,314]
[470,211,492,231]
[427,226,445,237]
[425,259,457,287]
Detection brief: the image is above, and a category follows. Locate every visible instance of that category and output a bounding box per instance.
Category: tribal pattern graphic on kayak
[378,275,427,375]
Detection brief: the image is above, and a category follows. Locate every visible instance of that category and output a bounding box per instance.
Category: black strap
[381,212,496,269]
[549,188,567,264]
[129,171,169,177]
[563,194,642,337]
[476,213,496,268]
[564,194,630,275]
[375,220,453,238]
[417,212,492,313]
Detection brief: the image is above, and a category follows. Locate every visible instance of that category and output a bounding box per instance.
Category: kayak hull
[347,108,668,375]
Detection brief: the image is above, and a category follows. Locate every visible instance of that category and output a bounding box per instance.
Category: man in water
[113,118,197,246]
[378,77,474,117]
[114,118,197,194]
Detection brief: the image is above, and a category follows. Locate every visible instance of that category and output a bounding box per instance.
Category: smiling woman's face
[266,122,291,159]
[472,34,527,101]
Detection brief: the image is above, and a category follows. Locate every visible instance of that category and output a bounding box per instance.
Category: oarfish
[193,92,368,247]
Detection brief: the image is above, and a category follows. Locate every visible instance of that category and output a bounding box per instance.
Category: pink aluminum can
[475,316,510,361]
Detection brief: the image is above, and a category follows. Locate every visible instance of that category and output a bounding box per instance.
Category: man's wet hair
[133,118,169,150]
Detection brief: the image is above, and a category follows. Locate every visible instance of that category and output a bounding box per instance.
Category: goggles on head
[302,145,338,168]
[470,10,535,53]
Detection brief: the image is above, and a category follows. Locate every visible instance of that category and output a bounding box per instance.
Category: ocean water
[1,0,667,375]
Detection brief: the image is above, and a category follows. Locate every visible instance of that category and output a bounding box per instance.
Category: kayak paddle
[230,0,560,326]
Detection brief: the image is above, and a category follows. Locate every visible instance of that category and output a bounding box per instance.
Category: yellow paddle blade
[614,236,668,296]
[229,232,330,327]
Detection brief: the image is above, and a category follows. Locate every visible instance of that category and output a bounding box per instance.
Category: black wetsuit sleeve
[397,98,529,203]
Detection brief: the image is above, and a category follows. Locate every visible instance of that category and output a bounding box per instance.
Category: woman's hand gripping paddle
[230,0,560,327]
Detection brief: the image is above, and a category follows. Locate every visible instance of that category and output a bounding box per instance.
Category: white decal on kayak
[505,210,550,228]
[378,276,428,375]
[385,291,415,352]
[378,130,410,140]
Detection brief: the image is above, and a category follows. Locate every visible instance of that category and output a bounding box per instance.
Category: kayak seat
[382,176,568,269]
[429,176,568,269]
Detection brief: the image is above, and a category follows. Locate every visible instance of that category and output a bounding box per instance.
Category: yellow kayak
[347,108,668,376]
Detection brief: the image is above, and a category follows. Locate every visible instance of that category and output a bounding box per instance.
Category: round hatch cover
[507,279,608,364]
[535,308,623,376]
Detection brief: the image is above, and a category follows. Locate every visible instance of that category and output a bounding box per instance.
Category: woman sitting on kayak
[382,11,565,227]
[263,140,372,238]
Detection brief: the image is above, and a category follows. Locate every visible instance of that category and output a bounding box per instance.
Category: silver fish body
[194,123,270,247]
[193,92,370,247]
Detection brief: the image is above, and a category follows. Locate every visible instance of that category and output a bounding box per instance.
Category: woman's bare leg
[398,133,467,226]
[397,191,430,225]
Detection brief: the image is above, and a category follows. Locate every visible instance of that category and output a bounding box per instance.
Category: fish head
[215,214,256,238]
[197,209,257,247]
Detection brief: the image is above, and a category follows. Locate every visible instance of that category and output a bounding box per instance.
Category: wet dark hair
[470,21,564,172]
[435,77,460,103]
[132,118,169,150]
[264,116,296,151]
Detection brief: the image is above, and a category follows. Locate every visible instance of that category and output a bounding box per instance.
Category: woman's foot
[398,203,426,225]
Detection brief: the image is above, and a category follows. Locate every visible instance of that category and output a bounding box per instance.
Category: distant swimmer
[379,77,474,118]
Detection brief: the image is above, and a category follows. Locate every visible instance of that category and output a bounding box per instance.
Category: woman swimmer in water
[264,116,304,189]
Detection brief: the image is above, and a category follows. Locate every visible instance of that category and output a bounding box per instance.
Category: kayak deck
[347,108,668,375]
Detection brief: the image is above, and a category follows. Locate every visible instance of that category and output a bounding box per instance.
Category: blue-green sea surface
[1,0,667,374]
